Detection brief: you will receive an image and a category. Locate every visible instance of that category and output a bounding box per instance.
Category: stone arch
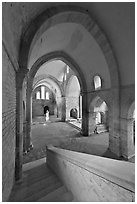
[65,75,81,120]
[16,5,120,180]
[89,95,109,134]
[19,5,119,89]
[89,96,109,112]
[34,82,58,101]
[28,51,86,93]
[32,74,63,112]
[66,75,80,96]
[70,108,78,119]
[33,74,64,96]
[25,51,88,156]
[32,84,56,117]
[127,101,135,120]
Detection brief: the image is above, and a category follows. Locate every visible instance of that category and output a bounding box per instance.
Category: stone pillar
[65,97,70,121]
[61,96,66,122]
[108,90,120,157]
[81,93,88,136]
[120,117,135,159]
[26,85,33,151]
[88,112,96,135]
[15,69,28,181]
[23,121,27,153]
[15,86,23,180]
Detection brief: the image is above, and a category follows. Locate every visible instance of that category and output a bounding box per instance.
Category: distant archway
[66,75,81,120]
[70,108,78,119]
[89,96,109,135]
[25,52,87,156]
[16,5,120,180]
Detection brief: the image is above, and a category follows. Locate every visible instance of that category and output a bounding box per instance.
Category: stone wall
[66,97,79,120]
[2,45,16,201]
[47,146,135,202]
[120,85,135,159]
[32,99,55,117]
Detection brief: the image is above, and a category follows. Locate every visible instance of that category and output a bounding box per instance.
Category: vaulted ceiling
[3,2,135,87]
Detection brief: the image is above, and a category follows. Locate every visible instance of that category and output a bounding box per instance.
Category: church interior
[2,2,135,202]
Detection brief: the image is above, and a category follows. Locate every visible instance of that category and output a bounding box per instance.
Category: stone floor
[9,158,74,202]
[23,116,135,164]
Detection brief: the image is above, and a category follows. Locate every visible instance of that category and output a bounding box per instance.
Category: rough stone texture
[66,97,79,120]
[2,3,135,201]
[2,3,135,86]
[2,45,16,201]
[88,112,96,134]
[32,100,55,117]
[47,146,135,202]
[120,85,135,159]
[87,88,120,156]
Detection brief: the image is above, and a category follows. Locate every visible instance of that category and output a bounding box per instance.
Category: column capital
[16,68,29,89]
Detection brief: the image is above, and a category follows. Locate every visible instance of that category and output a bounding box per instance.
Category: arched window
[64,73,66,81]
[46,92,49,100]
[67,65,69,74]
[36,91,40,99]
[94,75,102,90]
[41,86,45,99]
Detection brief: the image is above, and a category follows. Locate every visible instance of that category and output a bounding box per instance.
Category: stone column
[81,92,88,136]
[26,84,33,151]
[120,117,135,159]
[65,97,70,121]
[88,111,96,135]
[61,96,66,122]
[15,86,23,180]
[23,120,27,153]
[108,89,120,157]
[15,69,28,181]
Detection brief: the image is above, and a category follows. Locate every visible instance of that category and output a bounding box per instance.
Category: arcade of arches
[2,2,135,201]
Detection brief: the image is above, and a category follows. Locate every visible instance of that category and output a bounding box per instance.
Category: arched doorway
[70,108,78,119]
[32,85,56,119]
[66,75,81,121]
[89,96,109,135]
[16,6,119,180]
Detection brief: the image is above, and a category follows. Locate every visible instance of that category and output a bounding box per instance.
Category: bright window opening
[94,75,101,90]
[36,91,40,99]
[46,92,49,100]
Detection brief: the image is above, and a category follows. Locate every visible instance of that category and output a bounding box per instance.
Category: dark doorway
[44,105,49,115]
[70,108,78,119]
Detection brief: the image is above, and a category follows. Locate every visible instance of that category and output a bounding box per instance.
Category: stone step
[22,181,63,202]
[10,174,61,201]
[9,159,74,202]
[37,186,73,202]
[97,124,108,133]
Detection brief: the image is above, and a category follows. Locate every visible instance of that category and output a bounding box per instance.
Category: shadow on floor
[23,117,135,164]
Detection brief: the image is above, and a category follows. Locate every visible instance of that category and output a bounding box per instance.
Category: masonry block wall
[66,97,79,120]
[32,99,55,117]
[120,85,135,159]
[2,45,16,201]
